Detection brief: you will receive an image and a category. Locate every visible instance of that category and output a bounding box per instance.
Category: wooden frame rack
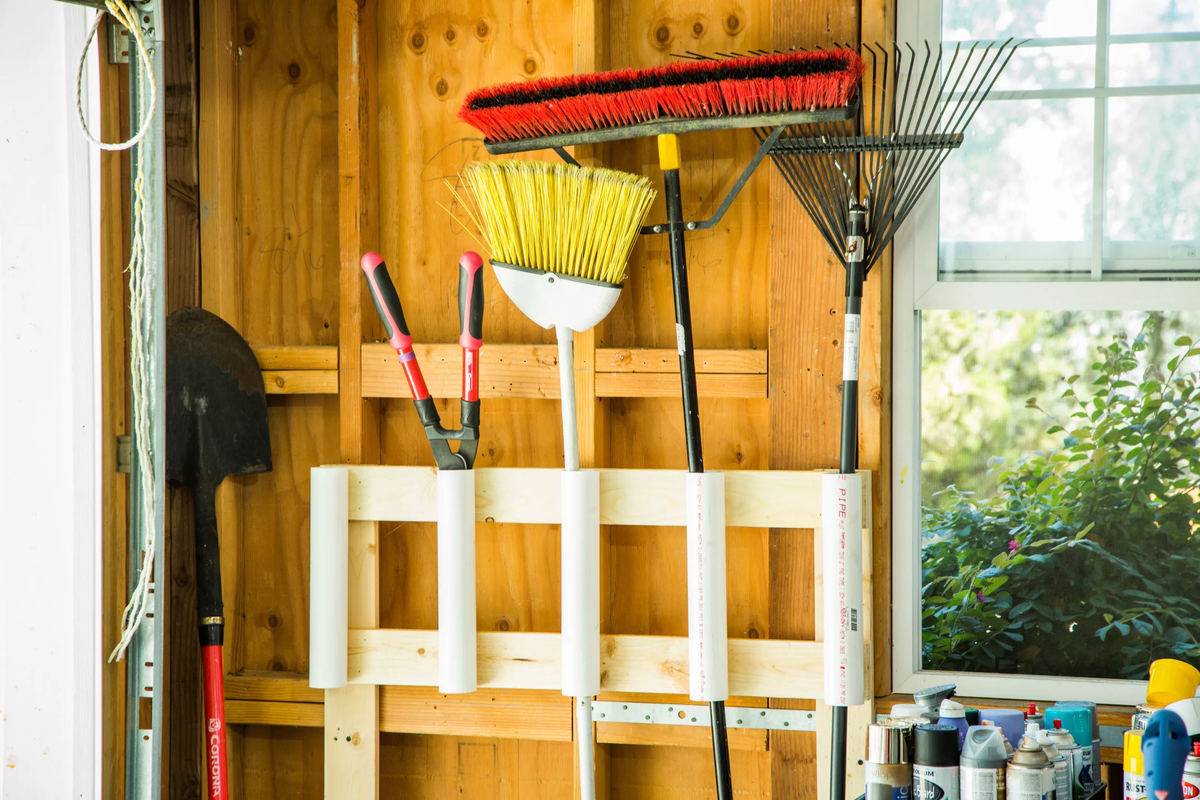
[319,465,875,798]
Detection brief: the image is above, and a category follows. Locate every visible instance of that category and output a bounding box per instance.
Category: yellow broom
[450,159,654,800]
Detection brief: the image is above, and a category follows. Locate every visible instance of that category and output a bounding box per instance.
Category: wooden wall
[101,0,894,795]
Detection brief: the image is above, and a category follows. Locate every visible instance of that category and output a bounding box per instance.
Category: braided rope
[78,1,162,662]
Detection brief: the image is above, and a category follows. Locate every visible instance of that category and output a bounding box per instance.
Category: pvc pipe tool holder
[438,468,478,694]
[822,472,865,706]
[309,466,349,689]
[561,470,601,698]
[687,472,728,703]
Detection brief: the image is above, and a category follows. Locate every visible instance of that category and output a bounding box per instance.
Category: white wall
[0,3,101,797]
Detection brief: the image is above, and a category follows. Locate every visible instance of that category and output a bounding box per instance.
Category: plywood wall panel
[605,0,773,353]
[242,396,340,674]
[236,0,340,348]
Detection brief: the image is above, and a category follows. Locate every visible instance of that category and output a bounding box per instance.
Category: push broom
[454,159,655,800]
[459,47,866,800]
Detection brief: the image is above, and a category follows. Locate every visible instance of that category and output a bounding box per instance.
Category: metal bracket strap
[592,700,817,732]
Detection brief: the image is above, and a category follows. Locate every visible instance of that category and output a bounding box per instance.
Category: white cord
[77,1,157,151]
[78,1,161,662]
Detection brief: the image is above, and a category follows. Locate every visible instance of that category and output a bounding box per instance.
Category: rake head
[759,39,1022,274]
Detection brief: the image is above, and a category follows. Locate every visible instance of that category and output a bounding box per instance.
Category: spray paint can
[1183,742,1200,800]
[915,685,959,723]
[1056,701,1101,779]
[1124,730,1145,800]
[1046,707,1094,788]
[868,723,914,800]
[1134,705,1162,732]
[1037,729,1070,800]
[961,726,1008,800]
[915,724,961,800]
[1048,722,1084,800]
[941,699,970,750]
[1025,703,1044,729]
[1008,735,1052,800]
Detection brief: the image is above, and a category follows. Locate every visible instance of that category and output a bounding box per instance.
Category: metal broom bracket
[482,103,860,239]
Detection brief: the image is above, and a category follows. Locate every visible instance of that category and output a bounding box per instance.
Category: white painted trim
[893,0,1200,705]
[0,4,102,797]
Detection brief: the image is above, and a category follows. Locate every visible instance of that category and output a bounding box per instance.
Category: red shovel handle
[202,644,230,800]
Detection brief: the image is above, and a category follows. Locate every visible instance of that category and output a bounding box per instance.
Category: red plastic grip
[360,252,431,401]
[202,645,230,800]
[360,252,413,352]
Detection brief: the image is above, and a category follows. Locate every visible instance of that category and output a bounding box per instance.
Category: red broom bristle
[459,48,866,142]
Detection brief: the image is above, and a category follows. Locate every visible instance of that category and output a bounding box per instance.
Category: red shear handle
[361,253,431,401]
[202,645,230,800]
[458,251,484,402]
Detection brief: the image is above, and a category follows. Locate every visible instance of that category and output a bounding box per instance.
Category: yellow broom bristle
[460,160,656,285]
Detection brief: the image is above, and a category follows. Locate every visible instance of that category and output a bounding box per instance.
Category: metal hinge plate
[591,700,816,732]
[117,435,131,472]
[108,18,130,64]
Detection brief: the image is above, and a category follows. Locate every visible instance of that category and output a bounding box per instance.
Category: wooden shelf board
[340,465,872,530]
[596,348,767,374]
[347,630,824,699]
[248,343,770,398]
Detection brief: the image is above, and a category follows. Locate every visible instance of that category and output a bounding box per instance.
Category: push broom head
[456,160,656,332]
[459,48,866,143]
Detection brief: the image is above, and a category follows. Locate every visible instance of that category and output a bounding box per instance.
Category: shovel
[166,306,272,800]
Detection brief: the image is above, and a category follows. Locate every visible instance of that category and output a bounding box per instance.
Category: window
[894,0,1200,704]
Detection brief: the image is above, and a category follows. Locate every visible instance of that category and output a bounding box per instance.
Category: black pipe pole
[663,158,734,800]
[831,203,867,800]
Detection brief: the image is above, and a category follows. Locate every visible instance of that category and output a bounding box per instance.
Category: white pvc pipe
[309,466,349,689]
[556,324,579,472]
[822,472,865,706]
[687,471,728,703]
[561,470,600,698]
[437,468,477,694]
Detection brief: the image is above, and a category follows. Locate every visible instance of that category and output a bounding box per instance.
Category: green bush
[922,317,1200,679]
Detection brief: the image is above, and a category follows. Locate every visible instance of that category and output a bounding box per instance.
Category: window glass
[990,46,1095,91]
[920,311,1200,679]
[1106,95,1200,242]
[942,0,1097,39]
[939,99,1094,243]
[1110,0,1200,34]
[1108,43,1200,88]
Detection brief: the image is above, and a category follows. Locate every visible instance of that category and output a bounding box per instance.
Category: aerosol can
[1008,735,1052,800]
[961,726,1008,800]
[915,724,961,800]
[867,722,914,800]
[1124,729,1145,800]
[1183,742,1200,800]
[1037,729,1070,800]
[1048,720,1084,800]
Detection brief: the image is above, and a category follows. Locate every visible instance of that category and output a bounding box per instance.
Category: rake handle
[830,206,867,800]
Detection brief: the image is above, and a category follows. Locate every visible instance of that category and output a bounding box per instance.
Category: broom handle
[661,135,733,800]
[557,324,594,799]
[557,325,579,473]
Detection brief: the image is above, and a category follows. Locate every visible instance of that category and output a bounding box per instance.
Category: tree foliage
[922,316,1200,678]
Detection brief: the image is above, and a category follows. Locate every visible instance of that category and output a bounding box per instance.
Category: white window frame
[893,0,1200,705]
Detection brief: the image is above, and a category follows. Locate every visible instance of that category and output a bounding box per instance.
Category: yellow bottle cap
[1147,659,1200,706]
[1125,729,1144,774]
